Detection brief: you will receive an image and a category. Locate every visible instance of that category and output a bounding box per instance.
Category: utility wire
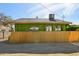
[39,3,65,20]
[39,4,54,14]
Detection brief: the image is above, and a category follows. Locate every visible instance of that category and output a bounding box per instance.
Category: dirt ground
[1,32,79,56]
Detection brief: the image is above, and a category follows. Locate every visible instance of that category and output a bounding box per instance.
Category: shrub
[65,26,77,31]
[76,28,79,31]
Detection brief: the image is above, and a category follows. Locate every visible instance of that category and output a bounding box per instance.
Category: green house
[14,14,72,32]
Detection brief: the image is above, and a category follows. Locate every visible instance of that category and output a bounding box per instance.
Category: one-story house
[14,14,72,31]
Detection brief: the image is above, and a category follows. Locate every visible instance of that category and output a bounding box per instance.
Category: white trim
[55,25,61,31]
[46,26,52,31]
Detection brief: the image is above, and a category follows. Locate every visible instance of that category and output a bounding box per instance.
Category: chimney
[49,14,55,21]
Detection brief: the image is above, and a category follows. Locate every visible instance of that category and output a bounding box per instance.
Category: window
[46,26,52,31]
[29,26,39,31]
[55,25,61,31]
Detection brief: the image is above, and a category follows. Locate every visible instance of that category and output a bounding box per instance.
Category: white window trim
[55,25,61,31]
[46,26,52,31]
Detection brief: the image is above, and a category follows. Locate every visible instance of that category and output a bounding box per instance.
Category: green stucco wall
[15,23,68,31]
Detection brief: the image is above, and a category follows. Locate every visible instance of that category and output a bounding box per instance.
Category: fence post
[1,30,5,39]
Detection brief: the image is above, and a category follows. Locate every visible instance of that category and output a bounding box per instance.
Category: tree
[0,13,14,39]
[4,16,15,32]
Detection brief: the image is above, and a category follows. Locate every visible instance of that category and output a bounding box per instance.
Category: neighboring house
[14,14,72,32]
[0,14,14,32]
[0,20,14,32]
[0,25,11,32]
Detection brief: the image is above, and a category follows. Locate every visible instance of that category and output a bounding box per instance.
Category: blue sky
[0,3,79,24]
